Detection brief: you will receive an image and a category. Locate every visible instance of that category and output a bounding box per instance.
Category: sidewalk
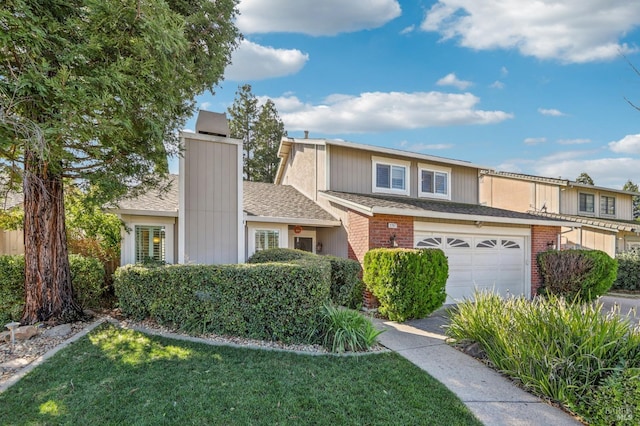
[373,310,582,426]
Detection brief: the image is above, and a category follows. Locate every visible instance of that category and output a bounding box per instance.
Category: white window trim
[578,192,596,215]
[418,163,451,200]
[121,216,175,266]
[247,222,289,259]
[371,156,410,196]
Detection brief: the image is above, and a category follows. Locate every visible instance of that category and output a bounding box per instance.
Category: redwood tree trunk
[21,150,83,324]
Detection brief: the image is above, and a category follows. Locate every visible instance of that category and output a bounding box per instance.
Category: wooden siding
[479,175,559,213]
[328,145,479,203]
[181,135,240,264]
[562,227,616,257]
[0,230,24,255]
[316,226,348,258]
[560,187,633,219]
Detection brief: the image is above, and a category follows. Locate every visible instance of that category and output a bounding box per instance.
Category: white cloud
[500,66,509,77]
[436,73,473,90]
[524,137,547,145]
[558,138,591,145]
[199,101,212,110]
[237,0,401,36]
[399,141,454,151]
[609,134,640,154]
[538,108,566,116]
[400,25,415,35]
[534,157,640,187]
[270,91,513,133]
[490,80,505,89]
[421,0,640,63]
[225,40,309,81]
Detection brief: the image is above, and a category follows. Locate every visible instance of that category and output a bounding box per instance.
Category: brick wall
[531,225,560,295]
[369,214,414,249]
[346,210,370,264]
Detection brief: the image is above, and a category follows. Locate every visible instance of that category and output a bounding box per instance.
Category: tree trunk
[21,150,84,324]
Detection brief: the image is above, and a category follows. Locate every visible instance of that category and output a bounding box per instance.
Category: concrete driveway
[599,293,640,324]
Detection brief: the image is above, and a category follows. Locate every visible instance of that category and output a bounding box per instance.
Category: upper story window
[579,193,595,214]
[372,156,410,196]
[600,196,616,216]
[419,163,451,200]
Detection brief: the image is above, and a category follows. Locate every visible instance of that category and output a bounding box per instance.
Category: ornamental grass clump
[447,291,640,423]
[316,304,383,353]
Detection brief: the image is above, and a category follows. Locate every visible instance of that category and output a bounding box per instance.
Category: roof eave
[109,208,179,217]
[244,214,340,227]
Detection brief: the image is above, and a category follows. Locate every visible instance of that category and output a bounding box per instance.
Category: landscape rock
[2,326,38,343]
[42,324,72,338]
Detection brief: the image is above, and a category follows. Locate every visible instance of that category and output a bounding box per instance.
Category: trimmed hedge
[613,249,640,291]
[363,248,448,322]
[113,258,332,343]
[0,254,106,324]
[248,248,363,308]
[537,249,617,302]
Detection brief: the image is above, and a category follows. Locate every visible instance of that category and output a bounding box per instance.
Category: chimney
[304,130,309,139]
[195,110,230,137]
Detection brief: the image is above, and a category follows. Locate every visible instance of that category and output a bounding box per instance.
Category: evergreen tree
[0,0,239,324]
[576,172,595,185]
[623,179,640,220]
[228,86,287,182]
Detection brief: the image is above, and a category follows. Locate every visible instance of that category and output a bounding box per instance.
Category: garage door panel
[415,231,527,303]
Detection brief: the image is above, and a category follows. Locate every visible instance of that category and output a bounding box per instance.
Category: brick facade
[531,225,561,295]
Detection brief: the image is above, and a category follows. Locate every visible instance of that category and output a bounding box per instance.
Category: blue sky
[181,0,640,189]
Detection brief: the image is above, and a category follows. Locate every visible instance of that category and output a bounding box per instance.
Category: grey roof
[321,190,577,226]
[243,181,338,223]
[114,177,338,224]
[116,175,180,214]
[530,211,640,232]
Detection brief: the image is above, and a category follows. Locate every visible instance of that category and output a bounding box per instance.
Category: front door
[294,237,313,252]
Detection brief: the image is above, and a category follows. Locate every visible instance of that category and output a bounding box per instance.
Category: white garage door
[414,231,528,303]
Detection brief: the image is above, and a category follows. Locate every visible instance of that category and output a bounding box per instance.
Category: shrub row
[537,249,617,301]
[447,291,640,425]
[113,258,331,343]
[247,248,363,309]
[363,248,448,321]
[613,249,640,291]
[0,254,106,324]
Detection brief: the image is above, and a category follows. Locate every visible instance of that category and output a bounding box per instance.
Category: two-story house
[479,171,640,257]
[275,136,576,303]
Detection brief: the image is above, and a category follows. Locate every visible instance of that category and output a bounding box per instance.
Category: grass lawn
[0,323,480,425]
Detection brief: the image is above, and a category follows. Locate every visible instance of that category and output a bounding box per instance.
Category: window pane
[435,172,447,194]
[391,166,405,190]
[422,170,433,193]
[255,230,279,251]
[580,194,594,213]
[376,164,390,188]
[135,225,165,263]
[600,196,615,215]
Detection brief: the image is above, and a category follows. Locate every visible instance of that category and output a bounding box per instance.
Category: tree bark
[21,150,84,324]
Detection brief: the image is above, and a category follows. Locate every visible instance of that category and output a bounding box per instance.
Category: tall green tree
[575,172,594,185]
[228,85,286,182]
[0,0,239,324]
[622,179,640,220]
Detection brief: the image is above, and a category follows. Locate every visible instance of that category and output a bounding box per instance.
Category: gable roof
[530,211,640,233]
[320,190,579,227]
[113,177,339,226]
[482,170,640,197]
[275,137,490,185]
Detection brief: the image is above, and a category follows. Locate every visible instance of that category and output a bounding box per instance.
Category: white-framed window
[135,225,166,263]
[418,164,451,200]
[600,195,615,216]
[579,193,595,214]
[255,229,279,252]
[372,156,410,196]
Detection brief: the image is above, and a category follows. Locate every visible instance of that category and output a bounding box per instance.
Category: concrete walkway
[373,310,582,426]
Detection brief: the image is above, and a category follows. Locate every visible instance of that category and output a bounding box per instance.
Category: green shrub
[537,249,617,301]
[0,255,26,324]
[316,304,383,353]
[325,256,363,309]
[363,248,448,321]
[447,291,640,420]
[246,248,314,263]
[114,258,332,343]
[613,249,640,291]
[0,254,106,323]
[577,368,640,426]
[248,248,364,308]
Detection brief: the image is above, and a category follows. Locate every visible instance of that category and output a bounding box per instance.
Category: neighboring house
[479,171,640,257]
[0,191,24,255]
[275,136,577,303]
